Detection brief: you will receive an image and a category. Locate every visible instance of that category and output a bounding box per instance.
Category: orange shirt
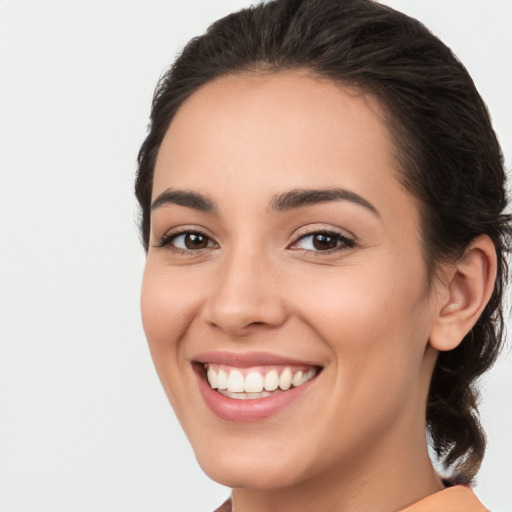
[400,485,488,511]
[214,486,488,511]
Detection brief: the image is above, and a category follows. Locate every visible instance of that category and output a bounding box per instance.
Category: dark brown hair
[136,0,510,482]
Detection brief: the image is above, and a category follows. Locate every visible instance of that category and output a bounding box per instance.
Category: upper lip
[192,351,322,368]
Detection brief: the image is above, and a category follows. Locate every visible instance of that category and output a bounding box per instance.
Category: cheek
[140,262,203,389]
[295,250,431,344]
[293,275,432,464]
[289,257,432,405]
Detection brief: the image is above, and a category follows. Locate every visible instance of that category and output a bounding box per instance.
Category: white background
[1,1,511,511]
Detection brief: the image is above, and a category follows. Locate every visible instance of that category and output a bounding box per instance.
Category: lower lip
[195,366,317,422]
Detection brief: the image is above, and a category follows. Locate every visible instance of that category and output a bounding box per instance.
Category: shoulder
[400,485,489,512]
[213,487,488,512]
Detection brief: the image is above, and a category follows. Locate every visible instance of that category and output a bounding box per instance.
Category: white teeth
[205,365,319,394]
[244,371,264,393]
[207,366,218,389]
[291,370,303,387]
[264,370,279,391]
[279,367,293,390]
[221,390,272,400]
[227,369,245,392]
[217,369,228,390]
[245,391,270,399]
[305,368,316,381]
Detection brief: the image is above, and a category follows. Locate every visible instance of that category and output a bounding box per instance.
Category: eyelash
[155,228,356,255]
[291,229,356,255]
[155,230,217,254]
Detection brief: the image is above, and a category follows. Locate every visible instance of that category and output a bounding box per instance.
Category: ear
[429,235,497,352]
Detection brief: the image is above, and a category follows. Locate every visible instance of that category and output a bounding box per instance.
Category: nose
[202,248,288,336]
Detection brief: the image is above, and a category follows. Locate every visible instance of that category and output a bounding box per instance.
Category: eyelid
[288,227,356,253]
[154,226,218,252]
[293,224,355,240]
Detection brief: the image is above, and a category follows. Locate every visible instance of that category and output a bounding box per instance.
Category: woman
[136,0,510,510]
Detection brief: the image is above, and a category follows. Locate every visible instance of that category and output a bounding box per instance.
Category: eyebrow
[150,187,379,217]
[268,188,379,216]
[151,189,217,213]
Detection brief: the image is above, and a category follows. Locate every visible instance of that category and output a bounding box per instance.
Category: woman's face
[141,71,441,489]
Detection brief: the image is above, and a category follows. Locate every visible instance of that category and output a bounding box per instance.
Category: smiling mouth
[201,363,320,400]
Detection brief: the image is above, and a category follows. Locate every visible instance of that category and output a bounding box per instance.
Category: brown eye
[183,233,209,249]
[312,233,339,250]
[156,231,217,251]
[291,230,355,253]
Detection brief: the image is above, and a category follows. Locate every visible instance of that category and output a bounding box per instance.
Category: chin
[193,439,310,490]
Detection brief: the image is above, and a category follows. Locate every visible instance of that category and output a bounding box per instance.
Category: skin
[141,71,495,512]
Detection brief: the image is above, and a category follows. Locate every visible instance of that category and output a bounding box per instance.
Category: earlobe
[429,235,497,352]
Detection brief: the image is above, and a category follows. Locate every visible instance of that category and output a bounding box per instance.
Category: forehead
[153,70,414,223]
